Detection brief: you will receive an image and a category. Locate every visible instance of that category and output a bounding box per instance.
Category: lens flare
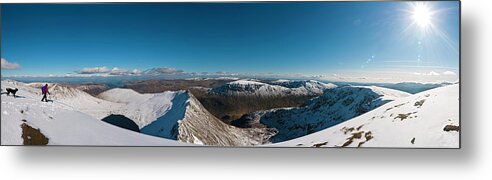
[412,3,432,28]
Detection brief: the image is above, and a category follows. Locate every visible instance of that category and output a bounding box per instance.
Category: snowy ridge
[210,80,288,96]
[235,85,411,143]
[209,79,337,96]
[175,93,277,146]
[270,84,459,148]
[96,87,278,146]
[1,80,188,146]
[98,88,186,128]
[270,79,337,95]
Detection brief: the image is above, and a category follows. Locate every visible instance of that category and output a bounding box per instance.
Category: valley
[118,79,329,123]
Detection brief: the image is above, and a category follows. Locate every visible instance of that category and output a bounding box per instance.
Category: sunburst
[411,2,434,28]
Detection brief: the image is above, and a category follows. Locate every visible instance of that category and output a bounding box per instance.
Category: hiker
[41,84,50,102]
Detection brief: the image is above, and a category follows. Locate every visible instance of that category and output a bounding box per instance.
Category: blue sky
[1,2,459,83]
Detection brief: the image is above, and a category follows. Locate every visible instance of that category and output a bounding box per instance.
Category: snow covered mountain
[1,80,187,146]
[209,79,337,97]
[99,88,277,146]
[270,84,459,148]
[233,86,411,143]
[270,79,337,95]
[2,80,275,146]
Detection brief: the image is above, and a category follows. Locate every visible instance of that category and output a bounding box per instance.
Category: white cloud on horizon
[76,66,182,76]
[109,67,143,75]
[109,67,127,75]
[443,71,457,75]
[1,58,21,70]
[428,71,440,76]
[77,66,110,74]
[413,71,440,76]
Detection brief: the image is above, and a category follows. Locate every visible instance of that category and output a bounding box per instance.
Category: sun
[411,3,433,28]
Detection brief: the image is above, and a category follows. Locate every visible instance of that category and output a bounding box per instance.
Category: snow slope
[235,86,411,143]
[270,84,459,148]
[100,89,277,146]
[209,79,337,97]
[1,80,188,146]
[26,82,122,119]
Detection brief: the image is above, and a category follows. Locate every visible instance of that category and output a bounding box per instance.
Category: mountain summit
[209,79,336,97]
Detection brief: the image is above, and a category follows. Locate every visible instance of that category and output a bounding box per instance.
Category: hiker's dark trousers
[41,93,47,102]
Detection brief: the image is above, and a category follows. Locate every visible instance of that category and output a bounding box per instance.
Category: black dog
[6,88,18,98]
